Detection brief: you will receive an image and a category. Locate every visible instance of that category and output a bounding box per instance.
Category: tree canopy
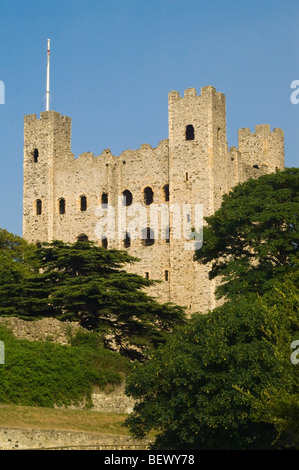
[195,167,299,300]
[125,276,299,449]
[0,235,185,360]
[125,168,299,449]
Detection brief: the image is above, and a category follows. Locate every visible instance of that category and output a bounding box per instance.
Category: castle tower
[23,111,72,242]
[167,86,229,312]
[22,85,285,315]
[238,125,284,176]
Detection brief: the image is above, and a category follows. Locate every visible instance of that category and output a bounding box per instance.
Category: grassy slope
[0,325,132,408]
[0,404,129,434]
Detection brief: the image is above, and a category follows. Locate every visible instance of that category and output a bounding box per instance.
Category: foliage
[0,326,132,408]
[125,278,299,449]
[0,237,185,360]
[236,274,299,448]
[195,168,299,300]
[0,229,38,316]
[125,168,299,449]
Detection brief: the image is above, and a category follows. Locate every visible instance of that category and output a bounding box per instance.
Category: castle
[23,85,285,313]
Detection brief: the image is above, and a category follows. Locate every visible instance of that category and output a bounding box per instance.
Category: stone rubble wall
[0,427,150,450]
[0,316,83,345]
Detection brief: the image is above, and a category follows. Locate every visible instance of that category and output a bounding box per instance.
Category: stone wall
[0,317,83,345]
[23,85,285,314]
[0,427,150,450]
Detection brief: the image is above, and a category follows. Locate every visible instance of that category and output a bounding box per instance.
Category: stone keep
[23,85,285,313]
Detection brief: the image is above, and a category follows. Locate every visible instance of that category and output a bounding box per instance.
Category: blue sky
[0,0,298,236]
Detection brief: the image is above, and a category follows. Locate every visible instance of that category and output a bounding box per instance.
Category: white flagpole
[46,39,50,111]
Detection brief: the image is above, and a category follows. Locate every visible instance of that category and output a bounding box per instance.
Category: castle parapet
[238,124,284,173]
[184,87,197,97]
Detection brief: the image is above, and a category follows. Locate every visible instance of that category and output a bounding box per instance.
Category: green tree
[0,238,185,360]
[237,274,299,449]
[125,280,299,449]
[125,168,299,449]
[0,229,37,316]
[195,168,299,301]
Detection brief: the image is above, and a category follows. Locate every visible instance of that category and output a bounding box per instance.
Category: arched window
[142,227,155,246]
[59,198,66,214]
[163,184,169,202]
[80,195,87,211]
[185,124,195,141]
[123,232,131,249]
[144,187,153,205]
[101,193,108,205]
[123,190,133,206]
[33,149,39,163]
[101,237,108,249]
[77,234,88,242]
[36,199,42,215]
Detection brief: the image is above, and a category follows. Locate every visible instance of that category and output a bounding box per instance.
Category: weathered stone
[22,86,285,314]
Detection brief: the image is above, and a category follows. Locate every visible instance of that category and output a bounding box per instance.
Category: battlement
[24,110,71,125]
[238,124,284,173]
[238,125,284,140]
[168,85,225,102]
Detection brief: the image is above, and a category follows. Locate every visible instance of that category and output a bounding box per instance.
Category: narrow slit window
[185,172,189,181]
[33,149,39,163]
[101,193,108,205]
[59,198,66,214]
[36,199,42,215]
[165,270,169,281]
[102,237,108,249]
[163,184,169,202]
[185,124,195,141]
[145,272,149,279]
[123,232,131,248]
[144,187,153,205]
[80,195,87,211]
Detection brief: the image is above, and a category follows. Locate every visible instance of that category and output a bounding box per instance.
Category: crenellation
[168,90,180,101]
[23,85,285,314]
[184,87,197,97]
[255,124,271,134]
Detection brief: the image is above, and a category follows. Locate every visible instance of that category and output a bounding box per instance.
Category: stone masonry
[23,85,285,314]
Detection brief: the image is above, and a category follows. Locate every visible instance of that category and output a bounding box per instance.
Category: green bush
[0,327,131,408]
